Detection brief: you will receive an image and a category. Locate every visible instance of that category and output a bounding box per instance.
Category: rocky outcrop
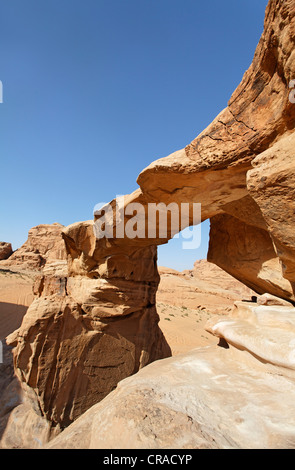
[208,131,295,302]
[0,223,67,272]
[247,133,295,285]
[207,213,295,301]
[45,297,295,449]
[136,0,295,300]
[7,222,171,430]
[0,243,12,261]
[5,0,295,442]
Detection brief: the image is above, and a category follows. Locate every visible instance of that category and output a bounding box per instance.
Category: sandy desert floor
[157,301,219,355]
[156,264,254,355]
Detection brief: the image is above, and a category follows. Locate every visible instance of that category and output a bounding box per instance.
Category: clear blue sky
[0,0,268,271]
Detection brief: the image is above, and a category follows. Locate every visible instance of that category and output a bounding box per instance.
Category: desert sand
[157,261,254,355]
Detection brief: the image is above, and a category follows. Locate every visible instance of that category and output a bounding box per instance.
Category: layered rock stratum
[1,0,295,449]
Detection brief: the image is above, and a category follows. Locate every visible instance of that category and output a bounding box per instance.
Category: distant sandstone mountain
[0,223,67,273]
[158,259,255,311]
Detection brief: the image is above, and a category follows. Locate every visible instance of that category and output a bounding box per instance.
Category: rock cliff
[0,223,67,272]
[5,0,295,443]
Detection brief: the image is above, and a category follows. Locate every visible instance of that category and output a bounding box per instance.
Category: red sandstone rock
[0,242,12,261]
[7,0,295,440]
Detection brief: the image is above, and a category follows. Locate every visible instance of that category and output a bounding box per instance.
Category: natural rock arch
[7,0,295,431]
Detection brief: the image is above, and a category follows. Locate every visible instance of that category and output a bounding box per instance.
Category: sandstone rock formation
[45,297,295,450]
[5,0,295,445]
[0,257,254,448]
[207,213,294,300]
[7,222,171,430]
[0,223,67,272]
[137,0,295,300]
[247,133,295,285]
[0,243,12,261]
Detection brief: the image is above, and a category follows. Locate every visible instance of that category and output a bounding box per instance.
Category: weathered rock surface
[0,243,12,261]
[0,346,51,449]
[0,398,52,449]
[5,0,295,446]
[257,292,293,306]
[46,299,295,449]
[207,213,295,301]
[247,132,295,285]
[7,222,171,430]
[0,224,67,272]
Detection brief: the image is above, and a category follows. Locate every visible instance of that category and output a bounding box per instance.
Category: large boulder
[0,242,12,261]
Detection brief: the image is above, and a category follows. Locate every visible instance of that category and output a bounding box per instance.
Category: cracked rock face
[6,0,295,437]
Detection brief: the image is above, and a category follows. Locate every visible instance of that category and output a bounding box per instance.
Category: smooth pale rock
[0,242,12,261]
[231,300,295,329]
[45,345,295,449]
[257,293,294,307]
[207,317,295,370]
[0,401,52,449]
[206,301,295,370]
